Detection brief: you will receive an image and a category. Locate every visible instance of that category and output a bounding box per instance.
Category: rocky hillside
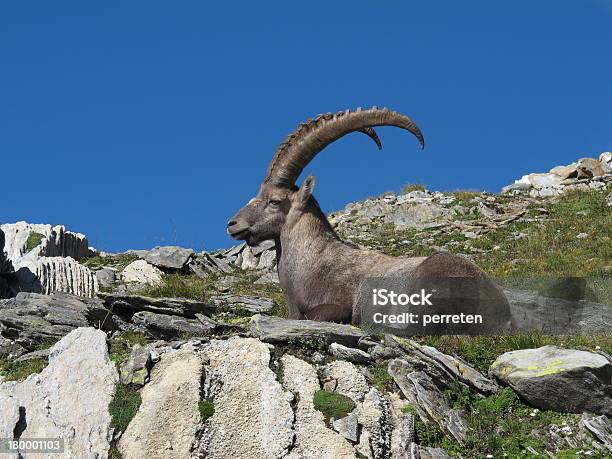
[0,153,611,458]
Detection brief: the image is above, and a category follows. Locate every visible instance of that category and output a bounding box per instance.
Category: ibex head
[227,107,424,246]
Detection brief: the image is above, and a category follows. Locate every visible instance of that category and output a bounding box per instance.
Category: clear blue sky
[1,1,610,252]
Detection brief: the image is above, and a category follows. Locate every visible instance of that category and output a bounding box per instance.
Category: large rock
[119,348,203,459]
[121,259,163,285]
[103,293,216,317]
[144,246,194,270]
[490,346,612,416]
[250,314,366,347]
[0,327,118,458]
[209,294,276,313]
[0,292,112,342]
[202,337,295,458]
[281,354,355,458]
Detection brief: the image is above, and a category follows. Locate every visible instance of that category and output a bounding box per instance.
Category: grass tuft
[0,357,47,381]
[198,399,215,420]
[313,389,356,421]
[109,385,142,432]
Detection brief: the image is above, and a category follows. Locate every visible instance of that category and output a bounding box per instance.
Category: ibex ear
[298,175,316,203]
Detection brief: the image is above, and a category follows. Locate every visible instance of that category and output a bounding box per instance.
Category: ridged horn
[264,107,424,187]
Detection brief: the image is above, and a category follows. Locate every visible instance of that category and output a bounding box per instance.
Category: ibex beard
[228,107,515,334]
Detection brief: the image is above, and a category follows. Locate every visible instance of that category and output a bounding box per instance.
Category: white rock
[281,354,355,459]
[121,259,163,285]
[600,152,612,173]
[13,256,98,297]
[203,337,294,459]
[321,360,370,402]
[119,348,202,459]
[0,327,118,459]
[257,249,277,270]
[0,221,90,261]
[240,246,259,270]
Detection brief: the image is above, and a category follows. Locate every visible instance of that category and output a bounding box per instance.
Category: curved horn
[264,107,424,187]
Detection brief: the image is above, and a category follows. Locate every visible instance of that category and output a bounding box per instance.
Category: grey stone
[370,344,403,362]
[0,292,113,342]
[389,360,469,445]
[321,360,370,402]
[257,249,277,270]
[202,337,295,459]
[209,294,276,313]
[119,344,153,386]
[332,413,359,442]
[330,342,372,364]
[14,348,49,363]
[387,335,499,395]
[250,239,275,256]
[0,327,118,458]
[188,253,232,278]
[118,348,202,459]
[214,275,239,292]
[250,314,367,347]
[240,246,259,270]
[103,293,216,317]
[580,413,612,450]
[144,245,194,270]
[490,346,612,416]
[132,311,217,339]
[95,268,116,288]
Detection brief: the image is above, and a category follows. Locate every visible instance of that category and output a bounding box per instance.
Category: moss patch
[313,390,356,421]
[25,232,44,252]
[109,385,142,432]
[198,399,215,420]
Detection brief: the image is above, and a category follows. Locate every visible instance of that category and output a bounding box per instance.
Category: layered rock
[0,328,118,458]
[14,256,98,297]
[0,222,97,297]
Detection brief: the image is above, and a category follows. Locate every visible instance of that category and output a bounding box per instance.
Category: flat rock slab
[119,348,203,459]
[203,337,294,459]
[0,292,111,342]
[490,345,612,416]
[209,294,276,313]
[132,310,217,339]
[0,327,118,458]
[103,293,216,317]
[250,314,366,347]
[330,342,372,364]
[281,354,355,459]
[144,246,194,270]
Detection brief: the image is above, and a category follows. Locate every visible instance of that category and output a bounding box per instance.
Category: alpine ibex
[228,107,514,332]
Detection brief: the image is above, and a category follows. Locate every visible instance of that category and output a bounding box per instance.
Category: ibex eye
[269,199,282,206]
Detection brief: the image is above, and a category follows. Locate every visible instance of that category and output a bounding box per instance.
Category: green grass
[368,363,395,392]
[401,183,426,194]
[198,399,215,420]
[108,332,153,365]
[0,357,47,381]
[109,385,142,432]
[82,254,139,271]
[25,232,44,252]
[411,386,610,458]
[451,190,481,206]
[414,333,612,374]
[472,189,611,277]
[313,389,356,421]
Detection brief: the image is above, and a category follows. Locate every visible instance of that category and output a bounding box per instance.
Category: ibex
[228,107,514,332]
